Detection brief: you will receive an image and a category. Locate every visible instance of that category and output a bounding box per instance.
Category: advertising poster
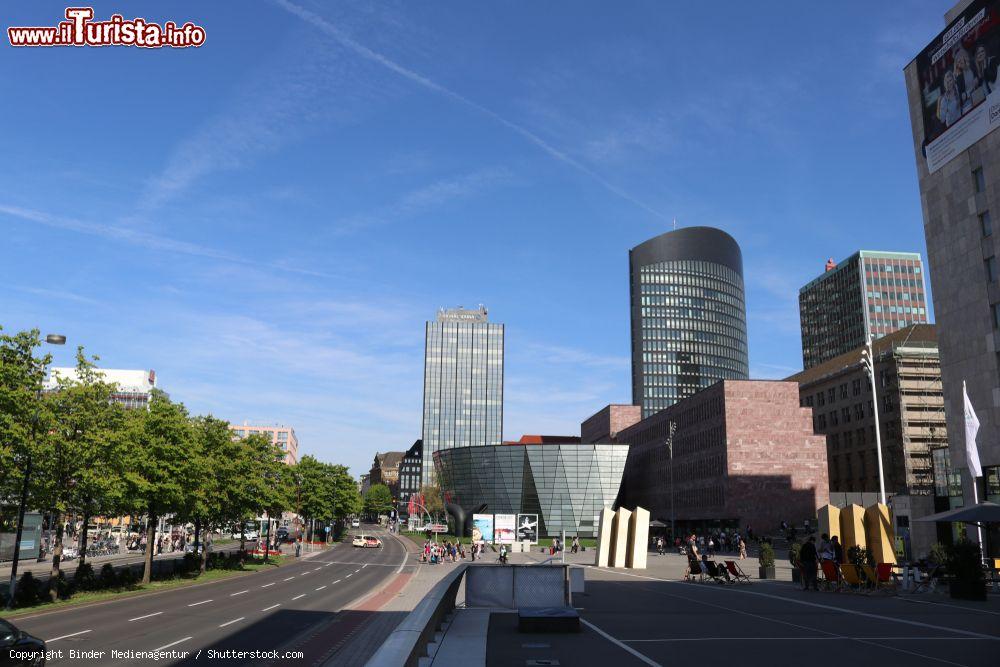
[494,513,516,543]
[472,513,494,542]
[516,513,539,544]
[914,0,1000,172]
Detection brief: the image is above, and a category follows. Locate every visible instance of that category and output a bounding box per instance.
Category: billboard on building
[914,0,1000,172]
[516,513,538,543]
[494,513,516,543]
[472,513,494,542]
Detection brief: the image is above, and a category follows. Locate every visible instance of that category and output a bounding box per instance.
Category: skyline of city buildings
[420,305,504,487]
[905,0,1000,520]
[228,422,299,466]
[45,367,160,410]
[799,251,929,370]
[629,227,750,419]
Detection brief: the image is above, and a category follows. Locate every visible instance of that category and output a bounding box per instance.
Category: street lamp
[666,421,677,541]
[860,336,888,506]
[6,333,65,610]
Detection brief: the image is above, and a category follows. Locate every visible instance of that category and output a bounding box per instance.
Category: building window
[830,411,839,426]
[852,379,861,396]
[817,391,825,407]
[817,414,827,429]
[974,167,986,193]
[840,383,848,399]
[827,388,836,404]
[993,303,1000,329]
[982,211,993,237]
[842,407,851,423]
[987,256,997,283]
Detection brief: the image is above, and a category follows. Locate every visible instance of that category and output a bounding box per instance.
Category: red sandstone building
[583,380,828,534]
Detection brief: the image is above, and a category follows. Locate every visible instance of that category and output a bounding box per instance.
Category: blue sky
[1,1,952,477]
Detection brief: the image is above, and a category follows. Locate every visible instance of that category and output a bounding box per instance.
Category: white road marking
[345,573,353,578]
[261,582,275,588]
[187,599,213,607]
[313,567,322,571]
[262,604,280,611]
[47,630,92,642]
[219,617,245,628]
[332,579,341,584]
[153,637,192,652]
[315,585,327,591]
[292,594,306,600]
[128,612,162,622]
[230,590,249,597]
[283,577,295,581]
[581,619,662,667]
[354,569,361,573]
[362,563,368,569]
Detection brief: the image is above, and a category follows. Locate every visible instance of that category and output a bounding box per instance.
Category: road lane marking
[313,567,322,571]
[230,590,249,596]
[581,619,662,667]
[315,585,327,591]
[188,599,213,607]
[262,604,280,611]
[354,569,360,573]
[292,594,306,601]
[345,573,353,578]
[128,612,163,622]
[154,637,192,652]
[362,563,368,569]
[47,630,92,642]
[283,577,295,581]
[261,582,275,588]
[219,617,245,628]
[332,579,341,584]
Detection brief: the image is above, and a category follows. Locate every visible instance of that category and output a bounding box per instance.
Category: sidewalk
[322,532,462,666]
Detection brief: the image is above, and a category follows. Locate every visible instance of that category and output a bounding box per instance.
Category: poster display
[914,0,1000,172]
[494,513,516,543]
[516,513,538,544]
[472,513,494,542]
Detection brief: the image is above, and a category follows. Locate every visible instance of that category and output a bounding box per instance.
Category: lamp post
[664,421,677,541]
[861,336,888,506]
[6,333,65,609]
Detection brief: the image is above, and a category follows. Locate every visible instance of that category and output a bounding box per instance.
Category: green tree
[364,484,393,518]
[419,483,444,522]
[121,391,198,584]
[231,432,286,553]
[38,348,128,597]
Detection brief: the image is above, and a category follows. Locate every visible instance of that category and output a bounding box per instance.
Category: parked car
[352,535,366,548]
[276,526,290,542]
[0,617,46,666]
[351,519,360,528]
[364,536,382,548]
[184,541,211,555]
[60,546,79,561]
[230,529,259,540]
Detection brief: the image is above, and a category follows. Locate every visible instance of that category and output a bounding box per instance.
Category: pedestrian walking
[799,536,819,591]
[656,536,664,555]
[572,536,580,554]
[738,537,747,560]
[295,538,302,558]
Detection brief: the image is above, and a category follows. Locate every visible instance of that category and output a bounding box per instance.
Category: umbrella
[649,520,668,528]
[915,501,1000,525]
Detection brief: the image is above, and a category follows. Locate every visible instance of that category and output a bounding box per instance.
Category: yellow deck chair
[839,563,867,593]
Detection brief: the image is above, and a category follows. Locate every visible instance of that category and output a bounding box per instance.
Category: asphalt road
[2,527,406,665]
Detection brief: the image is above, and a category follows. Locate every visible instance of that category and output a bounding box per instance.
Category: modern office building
[433,438,628,538]
[905,0,1000,524]
[46,367,160,410]
[580,404,642,444]
[421,306,504,487]
[799,252,929,369]
[229,422,299,465]
[786,324,946,558]
[369,451,405,498]
[608,381,829,534]
[629,227,749,418]
[398,439,423,512]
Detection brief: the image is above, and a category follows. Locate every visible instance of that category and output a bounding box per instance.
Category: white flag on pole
[963,381,982,478]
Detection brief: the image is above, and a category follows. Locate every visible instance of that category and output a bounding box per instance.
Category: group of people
[681,534,741,582]
[420,539,466,564]
[658,531,748,561]
[794,533,845,591]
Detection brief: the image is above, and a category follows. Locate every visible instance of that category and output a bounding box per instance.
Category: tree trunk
[79,509,90,566]
[263,519,271,564]
[49,514,64,602]
[198,519,207,574]
[142,514,156,585]
[239,524,246,554]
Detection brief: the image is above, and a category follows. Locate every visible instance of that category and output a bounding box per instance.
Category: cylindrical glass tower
[629,226,749,418]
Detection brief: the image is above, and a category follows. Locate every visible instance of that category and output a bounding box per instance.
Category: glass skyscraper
[629,227,749,418]
[421,306,504,487]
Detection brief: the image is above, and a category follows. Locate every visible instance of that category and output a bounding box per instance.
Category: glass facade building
[433,442,628,538]
[629,227,749,418]
[421,306,504,487]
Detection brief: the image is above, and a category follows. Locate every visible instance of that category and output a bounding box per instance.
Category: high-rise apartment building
[905,0,1000,520]
[46,367,160,410]
[799,251,929,370]
[229,422,299,466]
[629,227,749,418]
[421,306,504,487]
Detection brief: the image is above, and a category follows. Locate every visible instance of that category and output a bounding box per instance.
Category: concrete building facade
[421,306,504,487]
[369,451,405,499]
[229,423,299,466]
[46,367,160,410]
[629,227,749,419]
[581,404,643,444]
[799,251,929,370]
[398,439,423,512]
[610,380,829,534]
[905,0,1000,520]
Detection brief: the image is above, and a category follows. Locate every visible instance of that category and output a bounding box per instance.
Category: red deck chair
[724,560,751,584]
[821,560,842,591]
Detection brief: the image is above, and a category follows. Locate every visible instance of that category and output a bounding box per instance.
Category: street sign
[428,523,448,533]
[324,526,330,533]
